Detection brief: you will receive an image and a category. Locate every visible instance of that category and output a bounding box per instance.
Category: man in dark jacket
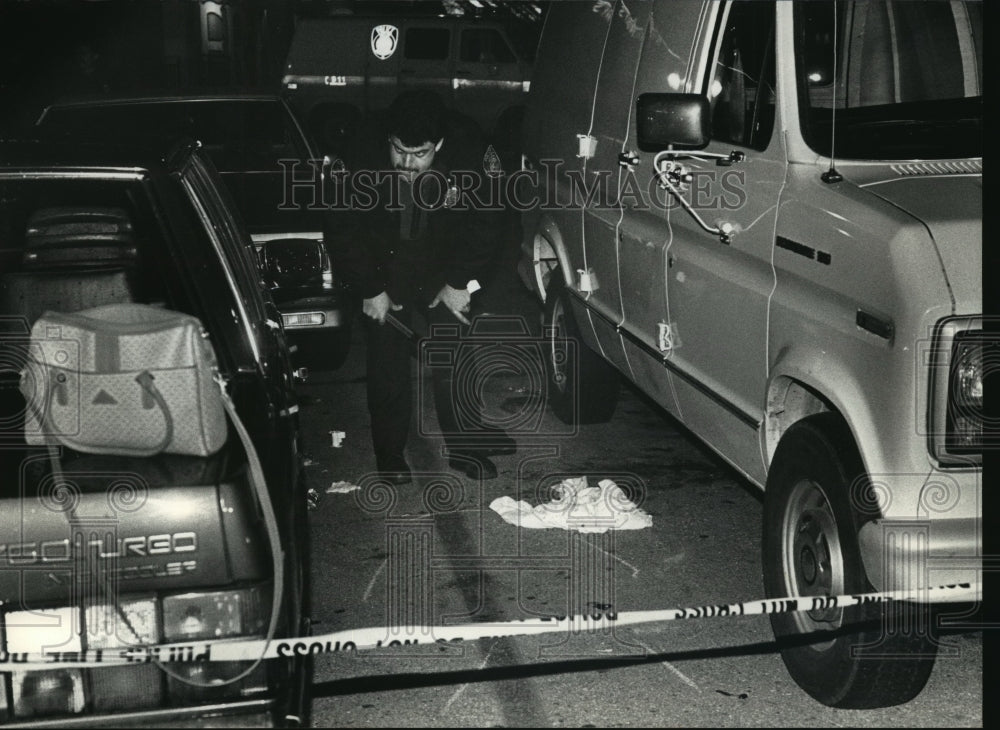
[325,91,514,483]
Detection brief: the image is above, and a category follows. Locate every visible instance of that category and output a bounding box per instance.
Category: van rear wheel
[762,413,938,708]
[542,277,619,424]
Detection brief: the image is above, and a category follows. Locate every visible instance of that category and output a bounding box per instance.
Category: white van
[518,0,982,709]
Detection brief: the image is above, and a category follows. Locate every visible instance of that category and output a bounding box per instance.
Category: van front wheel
[762,413,938,708]
[542,277,619,424]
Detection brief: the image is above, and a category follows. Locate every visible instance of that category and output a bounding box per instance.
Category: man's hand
[363,291,402,324]
[429,284,471,325]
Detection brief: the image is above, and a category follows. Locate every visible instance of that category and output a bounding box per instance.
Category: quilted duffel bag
[20,303,227,457]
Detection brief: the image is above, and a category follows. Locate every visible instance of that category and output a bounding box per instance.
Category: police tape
[0,582,978,671]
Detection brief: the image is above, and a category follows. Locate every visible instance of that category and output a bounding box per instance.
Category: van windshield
[795,1,982,160]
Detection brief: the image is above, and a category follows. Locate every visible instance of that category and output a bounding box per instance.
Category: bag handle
[28,368,174,457]
[134,371,173,456]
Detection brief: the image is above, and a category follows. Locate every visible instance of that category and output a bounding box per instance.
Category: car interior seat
[0,206,141,326]
[0,206,143,449]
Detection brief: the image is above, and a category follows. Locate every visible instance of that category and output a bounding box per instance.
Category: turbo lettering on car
[0,532,198,565]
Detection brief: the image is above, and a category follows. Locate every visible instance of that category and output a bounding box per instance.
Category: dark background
[0,0,546,136]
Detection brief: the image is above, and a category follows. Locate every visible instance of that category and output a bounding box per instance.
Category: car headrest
[25,206,134,247]
[22,206,138,269]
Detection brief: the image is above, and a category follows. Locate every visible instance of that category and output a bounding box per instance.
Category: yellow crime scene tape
[0,582,977,671]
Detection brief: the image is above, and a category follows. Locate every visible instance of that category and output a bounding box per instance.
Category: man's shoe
[447,453,498,480]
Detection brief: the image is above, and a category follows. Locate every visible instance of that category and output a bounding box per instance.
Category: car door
[176,152,299,452]
[171,151,310,680]
[662,0,781,484]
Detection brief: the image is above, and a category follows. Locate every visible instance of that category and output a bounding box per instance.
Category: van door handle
[618,151,640,168]
[716,150,746,166]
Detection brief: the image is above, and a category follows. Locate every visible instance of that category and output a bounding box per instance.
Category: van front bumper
[858,516,982,594]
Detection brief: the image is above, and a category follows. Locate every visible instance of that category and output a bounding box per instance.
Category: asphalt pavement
[294,217,983,727]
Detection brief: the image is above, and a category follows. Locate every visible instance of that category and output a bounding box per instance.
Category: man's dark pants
[364,300,485,471]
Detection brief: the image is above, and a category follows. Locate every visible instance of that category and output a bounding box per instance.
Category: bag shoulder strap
[213,374,285,647]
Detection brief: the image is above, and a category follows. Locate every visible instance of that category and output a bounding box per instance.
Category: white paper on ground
[327,481,361,494]
[489,476,652,533]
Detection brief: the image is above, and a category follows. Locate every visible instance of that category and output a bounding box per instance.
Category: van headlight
[947,332,985,451]
[928,316,991,465]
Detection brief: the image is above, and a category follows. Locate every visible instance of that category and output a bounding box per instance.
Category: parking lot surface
[296,234,982,727]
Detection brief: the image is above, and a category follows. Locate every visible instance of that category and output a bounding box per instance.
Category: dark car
[35,93,352,369]
[256,237,347,370]
[0,138,312,726]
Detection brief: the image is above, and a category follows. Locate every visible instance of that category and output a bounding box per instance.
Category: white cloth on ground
[489,476,652,534]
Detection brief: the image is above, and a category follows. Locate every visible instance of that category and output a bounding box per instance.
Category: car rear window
[0,177,178,321]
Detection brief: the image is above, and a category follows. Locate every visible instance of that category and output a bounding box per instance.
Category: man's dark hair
[387,90,445,147]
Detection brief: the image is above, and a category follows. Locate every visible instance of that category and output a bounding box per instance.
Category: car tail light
[11,669,85,719]
[1,585,272,718]
[282,312,326,328]
[4,607,85,719]
[85,598,162,711]
[85,597,158,648]
[162,589,269,703]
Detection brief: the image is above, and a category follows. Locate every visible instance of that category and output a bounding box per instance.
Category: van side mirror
[636,93,711,151]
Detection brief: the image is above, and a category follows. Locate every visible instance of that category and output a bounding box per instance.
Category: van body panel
[769,166,958,481]
[453,25,528,130]
[642,1,781,480]
[522,0,982,593]
[521,0,612,376]
[859,508,981,593]
[617,0,705,419]
[580,1,652,381]
[284,16,530,136]
[522,3,609,166]
[621,340,685,423]
[859,174,982,314]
